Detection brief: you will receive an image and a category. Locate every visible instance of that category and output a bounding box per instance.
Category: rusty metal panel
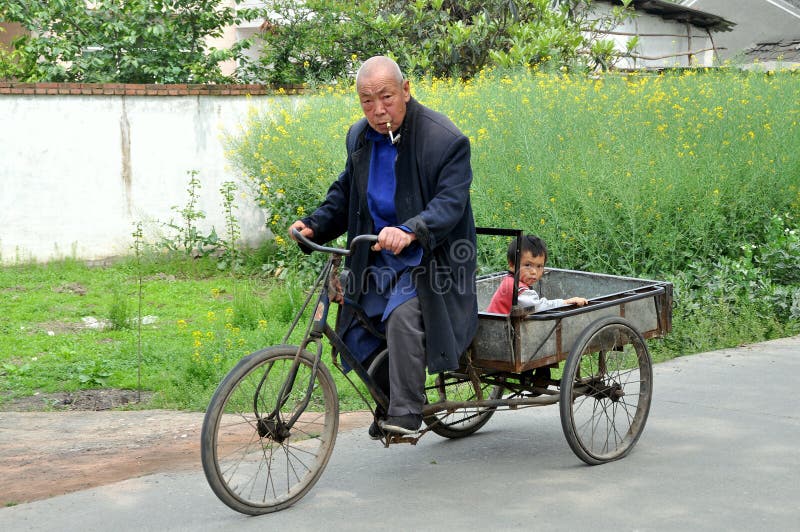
[471,268,672,371]
[471,317,514,363]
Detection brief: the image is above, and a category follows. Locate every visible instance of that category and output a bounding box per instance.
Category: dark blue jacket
[302,97,478,373]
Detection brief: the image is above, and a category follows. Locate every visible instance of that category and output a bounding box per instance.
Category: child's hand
[565,297,589,306]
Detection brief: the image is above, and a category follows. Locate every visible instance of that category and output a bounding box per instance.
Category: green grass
[0,252,384,411]
[1,244,797,412]
[3,68,799,412]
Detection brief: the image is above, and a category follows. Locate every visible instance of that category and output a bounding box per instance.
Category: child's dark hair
[507,234,548,266]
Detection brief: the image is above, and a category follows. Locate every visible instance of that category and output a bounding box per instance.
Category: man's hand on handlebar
[289,220,314,241]
[372,226,416,255]
[289,221,392,256]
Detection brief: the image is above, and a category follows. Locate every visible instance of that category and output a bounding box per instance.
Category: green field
[2,68,799,411]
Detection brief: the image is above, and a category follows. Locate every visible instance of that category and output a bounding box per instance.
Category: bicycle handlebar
[291,228,378,256]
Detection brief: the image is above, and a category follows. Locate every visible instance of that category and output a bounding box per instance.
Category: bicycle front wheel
[201,345,339,515]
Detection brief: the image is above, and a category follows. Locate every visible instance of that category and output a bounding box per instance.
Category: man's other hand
[372,226,416,255]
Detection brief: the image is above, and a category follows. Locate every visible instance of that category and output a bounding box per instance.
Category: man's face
[357,69,411,136]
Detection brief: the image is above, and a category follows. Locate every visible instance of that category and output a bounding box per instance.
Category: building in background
[680,0,800,69]
[593,0,735,69]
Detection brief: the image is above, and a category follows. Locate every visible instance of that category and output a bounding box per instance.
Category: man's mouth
[386,121,400,145]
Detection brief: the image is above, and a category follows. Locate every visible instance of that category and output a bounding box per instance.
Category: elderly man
[289,56,477,436]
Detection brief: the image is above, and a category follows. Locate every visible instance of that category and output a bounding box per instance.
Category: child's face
[511,251,546,286]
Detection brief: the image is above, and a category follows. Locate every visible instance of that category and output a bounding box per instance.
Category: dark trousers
[386,296,427,417]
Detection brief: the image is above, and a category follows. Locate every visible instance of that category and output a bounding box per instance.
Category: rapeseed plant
[227,68,799,280]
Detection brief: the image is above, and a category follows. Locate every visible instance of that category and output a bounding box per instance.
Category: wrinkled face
[511,251,546,286]
[357,67,411,136]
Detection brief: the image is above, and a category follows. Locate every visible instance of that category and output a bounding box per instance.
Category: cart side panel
[516,307,616,366]
[471,318,518,371]
[472,271,671,371]
[537,269,653,301]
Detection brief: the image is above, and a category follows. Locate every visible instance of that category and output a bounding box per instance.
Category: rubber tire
[559,316,653,465]
[424,372,502,439]
[201,345,338,515]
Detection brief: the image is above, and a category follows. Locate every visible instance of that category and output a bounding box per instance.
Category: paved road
[3,336,799,532]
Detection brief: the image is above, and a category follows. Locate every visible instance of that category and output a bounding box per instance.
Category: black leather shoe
[379,414,422,435]
[368,421,384,440]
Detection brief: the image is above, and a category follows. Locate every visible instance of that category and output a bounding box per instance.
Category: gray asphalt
[3,336,799,532]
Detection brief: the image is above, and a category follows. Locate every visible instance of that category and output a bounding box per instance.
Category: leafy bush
[0,0,259,83]
[225,68,799,369]
[224,88,359,277]
[243,0,635,85]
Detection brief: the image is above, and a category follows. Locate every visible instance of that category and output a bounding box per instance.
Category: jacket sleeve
[301,124,360,246]
[403,134,472,251]
[302,170,349,246]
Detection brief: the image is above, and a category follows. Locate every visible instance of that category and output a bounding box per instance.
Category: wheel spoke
[423,372,501,438]
[201,348,339,514]
[560,318,653,464]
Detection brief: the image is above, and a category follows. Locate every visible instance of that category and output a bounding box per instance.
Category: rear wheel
[424,371,502,438]
[201,346,338,515]
[367,350,501,439]
[559,317,653,465]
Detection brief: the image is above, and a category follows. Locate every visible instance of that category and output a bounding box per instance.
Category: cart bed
[471,268,673,372]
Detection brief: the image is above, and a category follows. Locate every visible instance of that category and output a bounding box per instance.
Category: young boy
[486,234,588,314]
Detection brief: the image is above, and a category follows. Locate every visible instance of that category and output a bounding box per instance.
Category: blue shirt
[341,128,423,368]
[364,127,422,320]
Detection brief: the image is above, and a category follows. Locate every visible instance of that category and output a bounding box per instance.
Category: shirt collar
[365,126,391,143]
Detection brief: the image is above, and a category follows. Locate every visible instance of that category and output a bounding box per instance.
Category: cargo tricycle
[200,227,673,515]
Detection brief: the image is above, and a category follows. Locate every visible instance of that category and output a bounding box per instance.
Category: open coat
[301,97,478,373]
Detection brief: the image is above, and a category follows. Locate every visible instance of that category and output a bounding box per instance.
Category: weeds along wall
[0,82,293,264]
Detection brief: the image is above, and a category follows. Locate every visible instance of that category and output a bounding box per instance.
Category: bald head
[355,55,411,136]
[356,56,404,89]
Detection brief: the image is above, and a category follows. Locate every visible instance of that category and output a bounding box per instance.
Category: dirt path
[0,409,373,506]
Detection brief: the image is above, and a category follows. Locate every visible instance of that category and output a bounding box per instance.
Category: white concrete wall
[591,3,717,69]
[0,94,277,263]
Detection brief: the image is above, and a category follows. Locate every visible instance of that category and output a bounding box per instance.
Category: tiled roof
[602,0,736,31]
[744,37,800,63]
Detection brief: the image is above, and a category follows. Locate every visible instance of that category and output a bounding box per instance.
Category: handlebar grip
[291,228,378,256]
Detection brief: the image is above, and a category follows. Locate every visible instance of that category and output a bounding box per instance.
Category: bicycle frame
[261,231,389,433]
